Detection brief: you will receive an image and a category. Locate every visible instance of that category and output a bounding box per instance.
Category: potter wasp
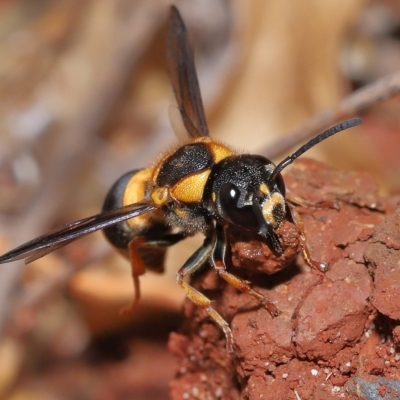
[0,5,361,351]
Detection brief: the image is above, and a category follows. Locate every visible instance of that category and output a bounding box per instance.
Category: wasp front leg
[176,235,236,353]
[212,224,280,317]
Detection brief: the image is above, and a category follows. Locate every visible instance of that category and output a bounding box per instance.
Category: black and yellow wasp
[0,6,361,351]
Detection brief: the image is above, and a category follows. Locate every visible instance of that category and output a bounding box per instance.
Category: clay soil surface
[169,158,400,400]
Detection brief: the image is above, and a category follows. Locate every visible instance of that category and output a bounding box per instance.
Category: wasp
[0,5,361,352]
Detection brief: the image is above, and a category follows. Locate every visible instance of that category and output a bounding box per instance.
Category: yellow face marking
[170,169,211,203]
[150,187,170,205]
[259,183,269,195]
[211,192,216,203]
[261,192,285,228]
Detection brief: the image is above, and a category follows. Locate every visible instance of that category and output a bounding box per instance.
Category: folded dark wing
[167,5,209,138]
[0,201,156,264]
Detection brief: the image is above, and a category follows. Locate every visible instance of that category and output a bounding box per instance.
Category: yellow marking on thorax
[174,208,190,220]
[193,137,235,163]
[150,187,170,205]
[170,169,211,203]
[207,141,235,163]
[150,138,235,186]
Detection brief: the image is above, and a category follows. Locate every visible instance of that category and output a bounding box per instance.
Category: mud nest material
[168,158,400,400]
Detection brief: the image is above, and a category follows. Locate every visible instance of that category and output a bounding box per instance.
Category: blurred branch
[264,69,400,159]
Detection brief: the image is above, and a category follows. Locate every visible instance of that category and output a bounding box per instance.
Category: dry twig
[264,69,400,159]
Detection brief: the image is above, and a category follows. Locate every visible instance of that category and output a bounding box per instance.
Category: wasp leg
[212,224,280,317]
[286,203,327,272]
[122,232,187,318]
[176,236,235,353]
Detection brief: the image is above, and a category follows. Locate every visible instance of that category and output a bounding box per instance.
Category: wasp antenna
[268,118,362,184]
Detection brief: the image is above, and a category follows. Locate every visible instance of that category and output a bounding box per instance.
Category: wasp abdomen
[102,169,170,253]
[102,169,171,272]
[102,170,139,250]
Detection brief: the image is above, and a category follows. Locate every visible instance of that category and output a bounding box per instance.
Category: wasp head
[205,154,286,254]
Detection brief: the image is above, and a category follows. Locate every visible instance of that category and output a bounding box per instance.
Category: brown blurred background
[0,0,399,398]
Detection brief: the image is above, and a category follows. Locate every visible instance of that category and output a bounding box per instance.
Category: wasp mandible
[0,5,361,352]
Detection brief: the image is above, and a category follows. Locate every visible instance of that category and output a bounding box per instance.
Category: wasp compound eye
[219,183,259,230]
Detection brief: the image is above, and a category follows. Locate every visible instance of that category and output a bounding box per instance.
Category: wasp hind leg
[122,232,187,318]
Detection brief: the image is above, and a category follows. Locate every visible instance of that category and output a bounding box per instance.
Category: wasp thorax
[205,154,286,232]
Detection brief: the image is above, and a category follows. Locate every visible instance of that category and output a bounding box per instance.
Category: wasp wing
[0,201,157,264]
[167,6,209,138]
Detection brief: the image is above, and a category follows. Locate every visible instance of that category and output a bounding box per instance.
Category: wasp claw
[263,301,280,317]
[312,260,328,272]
